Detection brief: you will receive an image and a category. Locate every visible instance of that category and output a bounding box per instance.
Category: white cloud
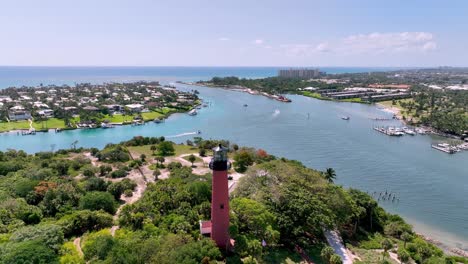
[342,32,436,54]
[253,39,264,45]
[422,41,437,51]
[315,42,331,52]
[279,32,437,57]
[218,37,230,41]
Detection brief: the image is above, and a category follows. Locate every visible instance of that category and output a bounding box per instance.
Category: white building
[9,106,32,121]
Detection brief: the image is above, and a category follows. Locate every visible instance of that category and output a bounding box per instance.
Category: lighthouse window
[220,204,224,209]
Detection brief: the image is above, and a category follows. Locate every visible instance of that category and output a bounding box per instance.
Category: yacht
[188,109,197,116]
[341,116,350,120]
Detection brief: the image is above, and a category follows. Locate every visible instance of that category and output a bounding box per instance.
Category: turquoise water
[0,67,466,251]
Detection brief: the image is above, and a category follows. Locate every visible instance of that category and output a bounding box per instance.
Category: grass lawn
[96,109,178,124]
[302,91,326,100]
[141,111,164,121]
[379,99,422,122]
[348,246,398,264]
[32,118,67,130]
[341,97,363,103]
[127,143,199,158]
[0,118,69,132]
[182,155,203,163]
[0,120,31,132]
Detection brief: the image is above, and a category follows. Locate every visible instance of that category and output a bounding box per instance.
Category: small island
[0,81,200,133]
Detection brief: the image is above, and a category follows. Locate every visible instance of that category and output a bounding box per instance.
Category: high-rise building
[278,68,321,79]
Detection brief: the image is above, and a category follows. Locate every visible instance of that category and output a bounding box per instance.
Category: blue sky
[0,0,466,67]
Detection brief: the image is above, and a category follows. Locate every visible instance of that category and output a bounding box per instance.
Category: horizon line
[0,65,465,68]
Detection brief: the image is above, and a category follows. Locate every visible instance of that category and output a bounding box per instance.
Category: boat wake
[166,131,198,138]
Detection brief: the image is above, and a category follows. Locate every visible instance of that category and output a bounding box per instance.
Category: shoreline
[0,108,192,135]
[181,81,292,103]
[376,102,465,140]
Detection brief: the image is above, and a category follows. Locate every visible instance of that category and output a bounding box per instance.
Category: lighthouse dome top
[212,144,228,161]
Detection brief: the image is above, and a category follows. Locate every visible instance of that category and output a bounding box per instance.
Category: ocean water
[0,67,466,251]
[0,66,407,89]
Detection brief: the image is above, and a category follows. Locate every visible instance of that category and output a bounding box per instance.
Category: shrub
[79,191,117,214]
[110,169,128,178]
[1,240,58,264]
[10,224,64,252]
[124,189,133,197]
[57,210,113,237]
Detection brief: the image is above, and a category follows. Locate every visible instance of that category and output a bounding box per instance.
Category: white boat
[341,116,350,120]
[402,127,416,135]
[188,109,197,116]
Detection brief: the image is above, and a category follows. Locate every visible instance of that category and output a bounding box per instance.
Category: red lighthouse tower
[209,144,230,248]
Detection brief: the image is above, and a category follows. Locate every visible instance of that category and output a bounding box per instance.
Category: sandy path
[324,230,360,264]
[73,237,83,257]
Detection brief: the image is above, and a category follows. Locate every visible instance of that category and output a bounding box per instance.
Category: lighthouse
[208,144,230,248]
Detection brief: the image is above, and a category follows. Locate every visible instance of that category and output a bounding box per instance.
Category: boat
[243,104,248,107]
[154,118,163,123]
[341,116,350,120]
[197,130,202,134]
[132,120,144,126]
[203,104,208,107]
[402,127,416,135]
[101,123,114,129]
[188,109,197,116]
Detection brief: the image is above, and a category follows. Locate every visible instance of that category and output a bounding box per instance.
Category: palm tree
[323,168,336,183]
[401,232,412,248]
[150,145,157,155]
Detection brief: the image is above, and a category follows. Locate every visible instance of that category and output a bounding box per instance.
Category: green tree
[158,141,175,156]
[323,168,336,183]
[153,168,161,180]
[1,240,58,264]
[231,198,277,240]
[397,248,410,263]
[233,150,254,172]
[381,238,393,260]
[140,153,146,162]
[188,154,196,166]
[10,224,64,252]
[99,165,112,176]
[150,145,157,155]
[82,231,115,261]
[330,254,343,264]
[321,246,335,263]
[79,191,117,214]
[57,210,113,237]
[199,148,206,157]
[401,232,412,248]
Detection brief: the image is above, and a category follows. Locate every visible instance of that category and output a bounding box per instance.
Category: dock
[373,127,404,136]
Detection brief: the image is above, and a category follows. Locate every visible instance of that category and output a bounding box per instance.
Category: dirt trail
[73,151,243,255]
[73,237,83,257]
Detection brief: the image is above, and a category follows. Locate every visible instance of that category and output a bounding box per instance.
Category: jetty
[431,142,468,154]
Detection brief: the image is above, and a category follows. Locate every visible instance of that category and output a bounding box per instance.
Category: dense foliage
[0,139,466,263]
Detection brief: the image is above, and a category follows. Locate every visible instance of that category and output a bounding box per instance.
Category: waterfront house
[38,109,54,118]
[8,105,32,121]
[83,106,100,111]
[125,103,144,113]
